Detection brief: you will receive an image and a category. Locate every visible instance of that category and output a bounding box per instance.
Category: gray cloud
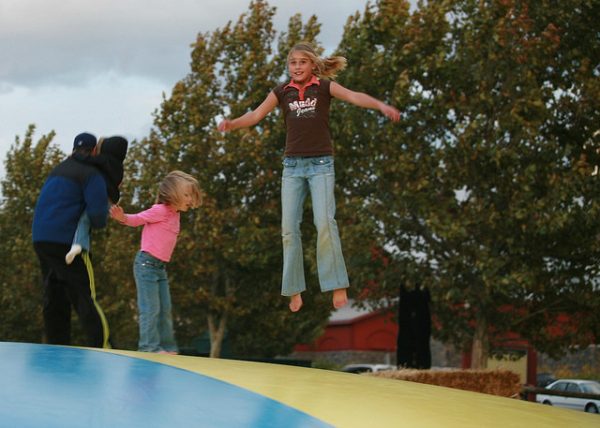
[1,0,368,88]
[1,0,233,86]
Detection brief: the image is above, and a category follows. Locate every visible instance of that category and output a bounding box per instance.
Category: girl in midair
[218,42,400,312]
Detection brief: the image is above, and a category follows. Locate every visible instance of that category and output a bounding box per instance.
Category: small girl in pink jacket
[110,170,201,354]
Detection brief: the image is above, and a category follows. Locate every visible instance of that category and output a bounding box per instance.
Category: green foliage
[337,0,600,360]
[0,125,64,342]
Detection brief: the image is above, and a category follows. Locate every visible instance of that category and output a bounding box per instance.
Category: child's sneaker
[65,244,82,265]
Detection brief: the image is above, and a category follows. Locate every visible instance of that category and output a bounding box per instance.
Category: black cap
[73,132,97,149]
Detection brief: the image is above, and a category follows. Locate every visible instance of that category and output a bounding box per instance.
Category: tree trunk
[470,315,489,369]
[207,271,230,358]
[207,313,227,358]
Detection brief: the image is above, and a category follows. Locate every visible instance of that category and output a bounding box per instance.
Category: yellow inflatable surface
[104,349,598,428]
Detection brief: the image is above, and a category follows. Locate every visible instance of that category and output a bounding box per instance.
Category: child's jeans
[72,212,91,251]
[133,250,178,353]
[280,155,349,296]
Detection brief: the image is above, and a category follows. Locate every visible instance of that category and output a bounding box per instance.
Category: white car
[536,379,600,414]
[341,364,396,374]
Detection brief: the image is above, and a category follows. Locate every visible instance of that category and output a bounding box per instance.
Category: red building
[294,301,398,355]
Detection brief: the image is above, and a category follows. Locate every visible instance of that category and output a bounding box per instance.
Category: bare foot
[289,294,303,312]
[65,244,82,265]
[333,288,348,309]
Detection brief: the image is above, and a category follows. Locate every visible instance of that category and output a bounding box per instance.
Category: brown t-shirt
[273,77,332,157]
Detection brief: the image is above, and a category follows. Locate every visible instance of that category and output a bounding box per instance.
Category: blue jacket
[32,156,109,244]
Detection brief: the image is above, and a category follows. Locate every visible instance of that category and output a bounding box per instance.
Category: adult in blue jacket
[32,132,111,348]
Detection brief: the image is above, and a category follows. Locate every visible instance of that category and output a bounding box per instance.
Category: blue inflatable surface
[0,342,329,428]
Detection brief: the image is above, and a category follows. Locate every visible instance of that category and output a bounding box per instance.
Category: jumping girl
[218,42,400,312]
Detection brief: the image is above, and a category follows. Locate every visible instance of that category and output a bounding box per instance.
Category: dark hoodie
[97,136,128,203]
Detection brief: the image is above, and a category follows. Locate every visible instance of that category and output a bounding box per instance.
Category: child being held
[66,136,128,264]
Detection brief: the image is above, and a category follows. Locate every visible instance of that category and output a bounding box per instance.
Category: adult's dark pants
[34,242,110,348]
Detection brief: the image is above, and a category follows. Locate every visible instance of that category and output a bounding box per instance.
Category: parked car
[536,372,556,388]
[341,364,396,374]
[536,379,600,414]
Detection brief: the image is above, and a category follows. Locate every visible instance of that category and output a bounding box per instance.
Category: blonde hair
[288,42,347,79]
[156,170,201,209]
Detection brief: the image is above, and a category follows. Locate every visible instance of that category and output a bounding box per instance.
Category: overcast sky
[0,0,376,178]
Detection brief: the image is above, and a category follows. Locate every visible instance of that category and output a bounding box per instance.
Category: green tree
[0,125,64,342]
[335,0,600,367]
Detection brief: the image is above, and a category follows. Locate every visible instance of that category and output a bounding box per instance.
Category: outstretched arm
[218,92,279,132]
[330,81,400,122]
[109,205,127,223]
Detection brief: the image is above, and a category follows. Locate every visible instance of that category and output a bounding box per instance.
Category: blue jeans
[281,155,349,296]
[72,212,91,251]
[133,251,178,353]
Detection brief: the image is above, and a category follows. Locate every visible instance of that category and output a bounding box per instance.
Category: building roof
[327,299,392,325]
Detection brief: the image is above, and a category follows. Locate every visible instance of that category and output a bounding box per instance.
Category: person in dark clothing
[32,132,111,348]
[396,284,432,369]
[65,136,129,264]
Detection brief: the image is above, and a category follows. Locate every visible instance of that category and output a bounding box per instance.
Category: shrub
[369,369,521,397]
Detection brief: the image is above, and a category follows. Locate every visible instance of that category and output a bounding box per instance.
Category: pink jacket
[123,204,180,262]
